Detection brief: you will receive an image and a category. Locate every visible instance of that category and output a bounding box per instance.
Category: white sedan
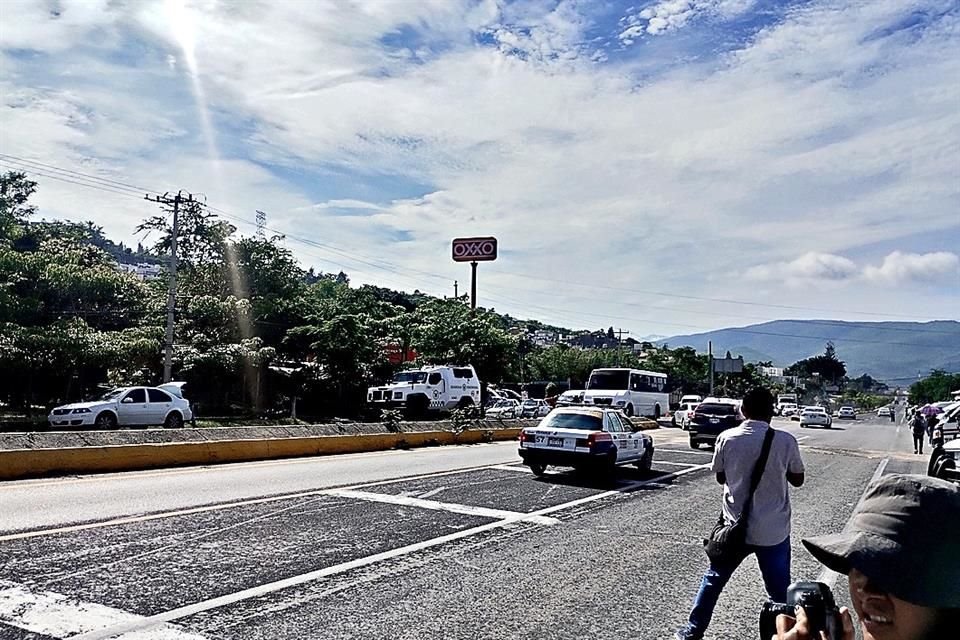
[48,384,193,429]
[486,399,521,419]
[518,407,654,477]
[800,407,833,429]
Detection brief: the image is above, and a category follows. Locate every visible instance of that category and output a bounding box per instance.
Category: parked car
[928,438,960,484]
[518,406,654,477]
[837,406,856,420]
[520,399,551,418]
[48,383,193,429]
[556,390,584,407]
[486,399,521,419]
[673,401,700,430]
[688,398,742,449]
[800,406,833,429]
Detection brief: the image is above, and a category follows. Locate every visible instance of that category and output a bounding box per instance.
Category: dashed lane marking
[320,488,561,526]
[0,580,206,640]
[67,463,711,640]
[817,457,889,590]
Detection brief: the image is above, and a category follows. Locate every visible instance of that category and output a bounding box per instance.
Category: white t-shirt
[712,420,805,546]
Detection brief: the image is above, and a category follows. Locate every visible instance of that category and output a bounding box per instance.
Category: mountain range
[660,320,960,383]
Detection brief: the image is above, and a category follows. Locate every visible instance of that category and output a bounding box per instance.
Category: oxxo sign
[452,237,498,263]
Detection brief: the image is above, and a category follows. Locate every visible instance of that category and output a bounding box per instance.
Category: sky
[1,0,958,340]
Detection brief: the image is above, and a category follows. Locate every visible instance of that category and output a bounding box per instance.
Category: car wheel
[94,411,117,430]
[164,412,183,429]
[689,437,700,450]
[636,447,654,473]
[625,404,634,417]
[528,462,547,477]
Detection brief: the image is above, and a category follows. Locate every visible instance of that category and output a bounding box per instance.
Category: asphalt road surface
[0,410,928,640]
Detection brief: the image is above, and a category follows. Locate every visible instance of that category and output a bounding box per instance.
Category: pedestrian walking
[675,388,805,640]
[910,411,927,455]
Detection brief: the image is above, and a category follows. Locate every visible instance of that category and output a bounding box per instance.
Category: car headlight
[73,408,91,414]
[615,400,626,406]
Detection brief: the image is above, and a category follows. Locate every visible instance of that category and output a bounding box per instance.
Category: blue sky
[1,0,958,337]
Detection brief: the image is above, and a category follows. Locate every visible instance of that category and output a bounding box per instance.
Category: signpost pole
[470,261,478,310]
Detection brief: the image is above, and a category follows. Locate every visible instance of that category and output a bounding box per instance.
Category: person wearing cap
[773,474,960,640]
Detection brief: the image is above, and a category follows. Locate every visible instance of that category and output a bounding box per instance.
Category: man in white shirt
[676,387,805,640]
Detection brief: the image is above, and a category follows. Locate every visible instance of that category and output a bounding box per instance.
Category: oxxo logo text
[452,237,498,262]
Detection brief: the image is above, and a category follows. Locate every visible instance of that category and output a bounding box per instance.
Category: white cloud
[619,0,756,41]
[1,0,959,332]
[745,252,859,284]
[863,251,960,285]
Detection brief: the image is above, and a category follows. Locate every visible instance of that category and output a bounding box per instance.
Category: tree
[786,342,846,385]
[0,171,37,243]
[909,370,960,405]
[410,299,518,384]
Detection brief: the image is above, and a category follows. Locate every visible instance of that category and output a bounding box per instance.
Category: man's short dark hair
[741,387,775,420]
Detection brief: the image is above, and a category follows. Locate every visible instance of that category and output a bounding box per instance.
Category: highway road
[0,410,927,640]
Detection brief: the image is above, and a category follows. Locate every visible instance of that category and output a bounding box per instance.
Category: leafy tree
[786,342,847,385]
[0,171,37,243]
[909,370,960,405]
[410,299,518,384]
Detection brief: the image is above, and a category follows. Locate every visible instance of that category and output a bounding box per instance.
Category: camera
[758,581,842,640]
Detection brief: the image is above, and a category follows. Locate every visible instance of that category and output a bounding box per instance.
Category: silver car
[48,383,193,429]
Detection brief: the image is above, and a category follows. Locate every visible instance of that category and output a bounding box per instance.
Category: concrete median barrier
[0,426,524,481]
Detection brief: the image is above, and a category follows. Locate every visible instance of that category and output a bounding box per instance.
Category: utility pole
[708,340,714,395]
[454,280,459,300]
[614,328,630,366]
[145,191,194,383]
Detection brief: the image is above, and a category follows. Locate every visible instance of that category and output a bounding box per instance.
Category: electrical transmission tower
[256,210,266,238]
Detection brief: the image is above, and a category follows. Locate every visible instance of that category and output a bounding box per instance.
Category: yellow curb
[0,429,522,480]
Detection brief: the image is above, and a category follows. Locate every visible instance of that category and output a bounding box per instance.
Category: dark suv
[689,399,743,449]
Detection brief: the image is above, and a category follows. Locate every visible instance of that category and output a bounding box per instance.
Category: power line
[0,153,151,193]
[4,155,956,336]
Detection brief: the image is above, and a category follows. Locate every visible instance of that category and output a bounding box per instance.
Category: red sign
[452,237,498,262]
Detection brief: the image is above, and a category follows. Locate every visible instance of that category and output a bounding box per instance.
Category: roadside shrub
[381,408,403,433]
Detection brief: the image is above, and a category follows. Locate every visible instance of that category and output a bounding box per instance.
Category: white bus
[581,368,669,419]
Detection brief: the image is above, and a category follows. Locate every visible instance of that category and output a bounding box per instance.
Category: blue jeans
[679,537,791,639]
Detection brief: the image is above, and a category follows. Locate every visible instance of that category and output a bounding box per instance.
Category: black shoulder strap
[741,427,776,523]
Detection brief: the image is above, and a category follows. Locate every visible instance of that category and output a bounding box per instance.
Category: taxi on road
[518,406,653,477]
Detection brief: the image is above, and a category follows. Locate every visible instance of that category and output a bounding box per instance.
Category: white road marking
[67,463,711,640]
[654,460,699,467]
[657,448,713,456]
[417,487,447,499]
[817,457,889,589]
[796,435,810,443]
[0,463,512,542]
[489,464,533,473]
[0,580,207,639]
[321,488,560,526]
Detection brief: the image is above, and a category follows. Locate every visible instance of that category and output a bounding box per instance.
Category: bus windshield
[587,371,629,390]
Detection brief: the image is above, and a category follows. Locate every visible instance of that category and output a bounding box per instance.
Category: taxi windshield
[540,413,603,431]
